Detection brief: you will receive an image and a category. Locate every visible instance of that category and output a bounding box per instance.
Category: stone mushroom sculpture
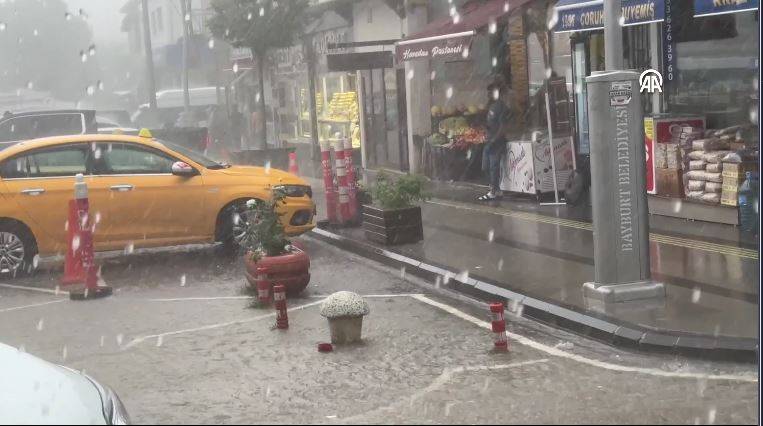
[320,291,370,344]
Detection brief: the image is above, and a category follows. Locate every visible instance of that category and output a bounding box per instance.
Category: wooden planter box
[362,205,423,245]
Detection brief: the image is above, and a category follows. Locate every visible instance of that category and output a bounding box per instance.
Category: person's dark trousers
[488,151,503,193]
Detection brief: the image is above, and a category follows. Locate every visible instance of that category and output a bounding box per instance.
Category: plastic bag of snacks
[705,163,721,173]
[701,193,721,204]
[705,182,722,193]
[692,138,728,151]
[704,172,723,183]
[687,191,704,200]
[703,151,732,164]
[687,151,705,160]
[685,170,707,181]
[689,160,706,170]
[687,180,705,191]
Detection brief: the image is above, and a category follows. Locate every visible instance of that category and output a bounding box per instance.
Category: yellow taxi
[0,132,316,275]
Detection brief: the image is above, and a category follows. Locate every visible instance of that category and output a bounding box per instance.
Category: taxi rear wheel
[0,221,38,277]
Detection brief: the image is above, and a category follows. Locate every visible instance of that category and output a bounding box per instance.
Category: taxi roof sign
[138,128,153,138]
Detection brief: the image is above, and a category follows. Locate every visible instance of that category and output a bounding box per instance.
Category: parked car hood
[218,165,306,186]
[0,343,106,425]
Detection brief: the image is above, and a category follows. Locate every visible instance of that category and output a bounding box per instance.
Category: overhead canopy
[395,0,532,63]
[693,0,758,17]
[553,0,665,33]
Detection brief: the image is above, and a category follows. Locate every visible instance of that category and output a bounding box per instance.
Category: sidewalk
[306,176,759,359]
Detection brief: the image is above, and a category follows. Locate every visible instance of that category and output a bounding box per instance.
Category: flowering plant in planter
[320,291,370,344]
[239,190,290,262]
[240,189,311,298]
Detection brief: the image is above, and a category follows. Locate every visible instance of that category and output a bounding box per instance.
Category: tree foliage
[0,0,98,101]
[207,0,310,59]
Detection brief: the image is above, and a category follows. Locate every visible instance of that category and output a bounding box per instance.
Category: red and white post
[274,284,288,329]
[333,138,351,224]
[65,174,112,300]
[320,140,338,224]
[489,302,508,351]
[255,266,271,305]
[288,150,299,175]
[342,136,358,221]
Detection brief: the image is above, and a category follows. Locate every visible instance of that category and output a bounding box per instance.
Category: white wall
[352,0,403,51]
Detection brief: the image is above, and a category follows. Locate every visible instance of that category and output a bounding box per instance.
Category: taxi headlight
[273,185,312,198]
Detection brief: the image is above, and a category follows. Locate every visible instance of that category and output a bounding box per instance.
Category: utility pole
[603,0,624,70]
[140,0,158,109]
[582,2,664,307]
[179,0,191,112]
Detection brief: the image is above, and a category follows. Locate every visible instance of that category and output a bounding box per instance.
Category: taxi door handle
[21,188,45,196]
[110,184,134,192]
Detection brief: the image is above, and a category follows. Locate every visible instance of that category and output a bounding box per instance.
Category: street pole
[603,0,624,70]
[140,0,157,109]
[582,3,664,308]
[179,0,191,113]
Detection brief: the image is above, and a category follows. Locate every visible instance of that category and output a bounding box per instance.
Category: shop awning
[553,0,665,33]
[693,0,758,18]
[395,0,532,63]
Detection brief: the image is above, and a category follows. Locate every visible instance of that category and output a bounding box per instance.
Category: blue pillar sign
[663,0,676,85]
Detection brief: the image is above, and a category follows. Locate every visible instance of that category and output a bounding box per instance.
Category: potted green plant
[240,190,310,298]
[363,172,429,245]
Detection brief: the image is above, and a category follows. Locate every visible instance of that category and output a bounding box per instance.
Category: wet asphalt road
[0,236,758,424]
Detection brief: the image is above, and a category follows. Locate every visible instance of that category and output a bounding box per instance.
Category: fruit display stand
[422,108,488,182]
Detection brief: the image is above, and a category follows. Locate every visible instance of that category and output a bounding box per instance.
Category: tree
[208,0,310,149]
[0,0,98,102]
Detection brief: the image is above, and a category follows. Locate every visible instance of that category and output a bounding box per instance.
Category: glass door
[571,40,590,156]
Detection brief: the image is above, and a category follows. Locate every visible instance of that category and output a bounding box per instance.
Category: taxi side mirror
[171,161,197,177]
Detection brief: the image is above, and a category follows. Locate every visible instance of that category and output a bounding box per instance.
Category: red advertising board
[643,115,705,194]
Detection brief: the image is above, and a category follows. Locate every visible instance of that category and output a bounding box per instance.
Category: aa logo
[639,69,663,94]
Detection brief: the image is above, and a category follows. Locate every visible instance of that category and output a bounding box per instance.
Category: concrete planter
[328,316,364,344]
[320,291,370,344]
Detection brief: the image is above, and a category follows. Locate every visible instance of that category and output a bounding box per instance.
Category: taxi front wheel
[0,221,38,278]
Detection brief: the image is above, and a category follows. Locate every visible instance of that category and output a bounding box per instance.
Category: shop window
[673,0,736,43]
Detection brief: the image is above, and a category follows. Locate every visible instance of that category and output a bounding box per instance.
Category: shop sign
[395,34,473,63]
[693,0,758,17]
[313,29,349,56]
[554,0,665,32]
[272,45,306,74]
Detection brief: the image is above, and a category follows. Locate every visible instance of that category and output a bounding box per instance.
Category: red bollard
[490,302,508,351]
[274,284,288,329]
[288,151,299,175]
[320,140,338,224]
[342,137,358,221]
[66,174,112,301]
[333,138,350,224]
[61,200,86,286]
[256,270,271,305]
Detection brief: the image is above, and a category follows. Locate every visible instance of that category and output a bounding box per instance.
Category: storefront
[396,0,536,183]
[552,0,759,225]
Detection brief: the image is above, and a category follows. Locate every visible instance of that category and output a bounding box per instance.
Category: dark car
[0,110,97,149]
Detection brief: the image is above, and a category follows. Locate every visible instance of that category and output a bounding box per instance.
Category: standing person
[230,105,243,151]
[478,83,509,201]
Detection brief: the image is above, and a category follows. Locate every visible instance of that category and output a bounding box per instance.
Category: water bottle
[738,171,759,234]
